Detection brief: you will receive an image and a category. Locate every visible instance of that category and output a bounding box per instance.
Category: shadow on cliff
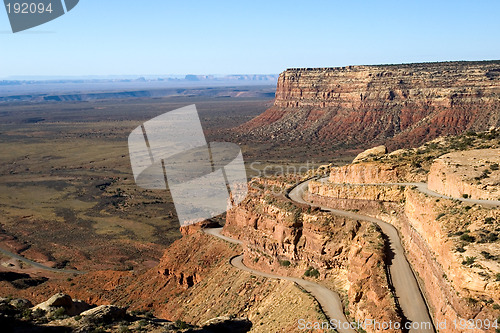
[198,317,253,333]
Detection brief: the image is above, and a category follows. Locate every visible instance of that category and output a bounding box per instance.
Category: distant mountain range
[0,74,278,85]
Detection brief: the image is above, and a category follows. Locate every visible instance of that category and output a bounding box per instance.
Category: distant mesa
[237,60,500,151]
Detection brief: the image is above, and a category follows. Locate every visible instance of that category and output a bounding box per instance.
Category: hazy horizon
[1,0,499,77]
[2,59,500,81]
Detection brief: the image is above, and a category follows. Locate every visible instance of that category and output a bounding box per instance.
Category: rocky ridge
[0,292,253,332]
[0,230,325,332]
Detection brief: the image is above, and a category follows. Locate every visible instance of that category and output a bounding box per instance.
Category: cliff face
[224,191,402,333]
[307,158,500,333]
[239,61,500,150]
[329,162,405,184]
[428,148,500,200]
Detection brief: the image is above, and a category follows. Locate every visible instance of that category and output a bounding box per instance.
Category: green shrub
[462,194,469,199]
[462,256,476,265]
[32,308,46,319]
[175,320,188,329]
[304,267,320,278]
[50,307,67,320]
[481,251,493,259]
[487,233,498,242]
[467,297,478,304]
[279,260,291,267]
[485,217,495,224]
[460,234,475,242]
[436,213,445,220]
[22,308,32,320]
[490,163,499,171]
[118,326,130,333]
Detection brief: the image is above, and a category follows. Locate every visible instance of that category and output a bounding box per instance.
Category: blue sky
[0,0,499,77]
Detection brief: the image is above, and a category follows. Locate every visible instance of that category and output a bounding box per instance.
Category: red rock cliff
[239,61,500,150]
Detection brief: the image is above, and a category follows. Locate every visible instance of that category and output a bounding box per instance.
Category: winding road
[205,177,475,333]
[0,247,85,275]
[2,175,494,331]
[316,178,500,208]
[290,179,435,333]
[203,227,356,333]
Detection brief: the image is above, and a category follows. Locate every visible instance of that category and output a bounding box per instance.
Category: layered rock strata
[306,163,500,333]
[224,191,402,333]
[239,61,500,150]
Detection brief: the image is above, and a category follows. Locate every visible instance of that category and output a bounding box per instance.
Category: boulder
[9,298,33,310]
[388,148,407,157]
[32,292,90,316]
[352,145,387,163]
[33,293,72,312]
[80,305,126,324]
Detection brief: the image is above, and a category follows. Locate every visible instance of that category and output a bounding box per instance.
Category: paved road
[317,178,500,207]
[290,179,436,333]
[203,227,356,333]
[0,247,85,275]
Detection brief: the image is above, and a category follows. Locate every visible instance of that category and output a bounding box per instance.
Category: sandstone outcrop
[308,181,405,203]
[305,152,500,333]
[329,162,403,184]
[32,292,90,317]
[238,61,500,151]
[352,145,387,163]
[79,304,126,324]
[428,148,500,200]
[0,293,254,333]
[224,188,402,333]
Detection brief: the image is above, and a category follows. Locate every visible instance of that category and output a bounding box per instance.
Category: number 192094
[6,2,54,14]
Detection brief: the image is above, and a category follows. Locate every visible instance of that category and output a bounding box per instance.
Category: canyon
[1,61,500,332]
